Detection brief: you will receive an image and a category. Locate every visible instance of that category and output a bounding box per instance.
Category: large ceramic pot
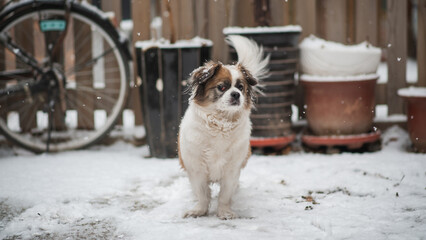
[223,26,302,139]
[398,87,426,153]
[135,38,212,158]
[301,74,378,136]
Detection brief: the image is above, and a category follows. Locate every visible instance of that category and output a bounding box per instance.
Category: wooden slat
[294,0,316,41]
[386,0,407,115]
[179,0,195,39]
[208,0,228,61]
[74,19,95,129]
[234,0,256,27]
[355,0,379,45]
[15,19,37,132]
[132,0,151,41]
[161,0,180,43]
[131,0,150,125]
[316,0,348,43]
[194,0,209,37]
[101,0,122,25]
[418,0,426,87]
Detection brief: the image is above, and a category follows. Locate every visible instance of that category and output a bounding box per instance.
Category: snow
[398,86,426,98]
[377,58,418,84]
[1,126,426,239]
[300,35,381,76]
[300,73,379,82]
[135,37,213,51]
[223,25,302,35]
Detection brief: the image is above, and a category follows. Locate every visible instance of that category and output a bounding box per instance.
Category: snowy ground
[0,126,425,240]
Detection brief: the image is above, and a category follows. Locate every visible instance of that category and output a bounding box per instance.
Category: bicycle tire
[0,0,131,152]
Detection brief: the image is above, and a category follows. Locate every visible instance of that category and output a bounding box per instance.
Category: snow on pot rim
[300,35,381,76]
[135,37,213,51]
[398,86,426,98]
[300,73,379,83]
[223,25,302,35]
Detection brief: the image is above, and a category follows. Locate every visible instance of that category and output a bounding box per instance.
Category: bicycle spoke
[66,46,116,76]
[0,33,43,74]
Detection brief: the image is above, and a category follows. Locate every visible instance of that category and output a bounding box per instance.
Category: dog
[178,35,269,220]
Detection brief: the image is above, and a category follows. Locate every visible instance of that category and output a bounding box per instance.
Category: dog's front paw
[183,208,208,218]
[217,207,238,220]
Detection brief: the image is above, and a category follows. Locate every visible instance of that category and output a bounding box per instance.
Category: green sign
[40,20,66,32]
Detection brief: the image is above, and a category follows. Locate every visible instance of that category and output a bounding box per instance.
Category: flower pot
[300,74,378,136]
[135,38,212,158]
[398,87,426,153]
[223,26,302,139]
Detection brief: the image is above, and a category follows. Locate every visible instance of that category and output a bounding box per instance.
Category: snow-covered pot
[398,87,426,153]
[135,38,212,158]
[300,35,381,76]
[223,26,302,138]
[301,74,378,136]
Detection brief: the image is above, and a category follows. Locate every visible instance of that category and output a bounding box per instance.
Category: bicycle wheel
[0,0,131,152]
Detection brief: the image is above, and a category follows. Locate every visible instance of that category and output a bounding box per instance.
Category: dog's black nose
[231,91,240,100]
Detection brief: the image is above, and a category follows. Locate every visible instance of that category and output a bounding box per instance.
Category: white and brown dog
[178,35,269,220]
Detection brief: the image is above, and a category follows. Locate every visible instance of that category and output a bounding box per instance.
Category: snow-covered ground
[0,126,425,240]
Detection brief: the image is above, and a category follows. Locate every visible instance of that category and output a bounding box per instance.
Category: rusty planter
[398,87,426,153]
[301,75,378,136]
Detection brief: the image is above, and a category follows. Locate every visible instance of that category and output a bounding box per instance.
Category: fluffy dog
[178,35,269,220]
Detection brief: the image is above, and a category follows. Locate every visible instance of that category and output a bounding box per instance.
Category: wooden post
[179,0,195,39]
[195,0,209,38]
[234,0,256,27]
[75,19,95,129]
[355,0,379,45]
[386,0,407,114]
[130,0,151,126]
[316,0,348,43]
[294,0,317,40]
[161,0,179,43]
[418,0,426,87]
[101,0,122,25]
[208,0,229,61]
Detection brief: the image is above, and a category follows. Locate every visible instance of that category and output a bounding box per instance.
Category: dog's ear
[190,61,222,86]
[238,64,257,86]
[188,61,222,100]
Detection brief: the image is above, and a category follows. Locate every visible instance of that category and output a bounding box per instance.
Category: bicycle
[0,0,132,153]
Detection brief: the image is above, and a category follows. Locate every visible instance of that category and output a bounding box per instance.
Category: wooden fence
[125,0,425,126]
[1,0,425,132]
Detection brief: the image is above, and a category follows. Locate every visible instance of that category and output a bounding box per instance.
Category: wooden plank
[74,18,95,129]
[179,0,195,39]
[15,19,37,132]
[101,0,122,25]
[208,0,228,61]
[316,0,347,43]
[294,0,316,42]
[131,0,150,125]
[234,0,256,27]
[386,0,407,114]
[355,0,379,45]
[132,0,150,41]
[194,0,209,37]
[161,0,180,43]
[346,0,355,44]
[418,0,426,87]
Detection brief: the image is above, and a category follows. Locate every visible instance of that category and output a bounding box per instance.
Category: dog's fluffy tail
[226,35,270,81]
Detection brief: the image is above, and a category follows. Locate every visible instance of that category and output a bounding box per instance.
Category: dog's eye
[217,84,226,92]
[236,84,244,91]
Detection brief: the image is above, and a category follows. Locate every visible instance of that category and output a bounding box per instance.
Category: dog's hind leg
[183,172,211,218]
